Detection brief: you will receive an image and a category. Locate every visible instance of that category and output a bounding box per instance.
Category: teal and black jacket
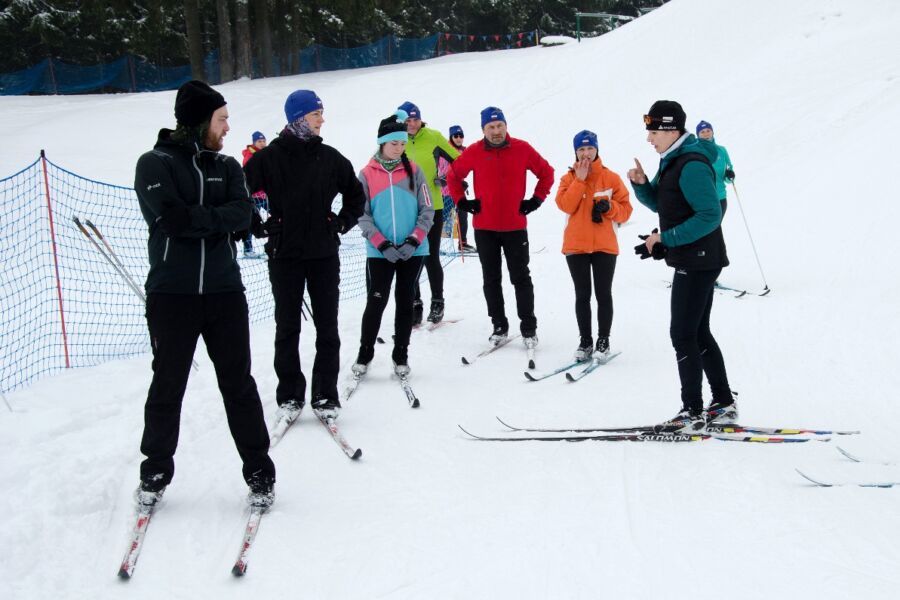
[632,134,728,271]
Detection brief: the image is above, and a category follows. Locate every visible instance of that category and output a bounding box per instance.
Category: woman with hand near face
[555,130,632,362]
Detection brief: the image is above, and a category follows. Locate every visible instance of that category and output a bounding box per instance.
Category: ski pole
[452,206,464,263]
[85,219,145,301]
[729,181,770,293]
[73,217,199,371]
[74,217,146,302]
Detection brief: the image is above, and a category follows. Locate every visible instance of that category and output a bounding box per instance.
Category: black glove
[327,212,346,235]
[635,228,665,260]
[651,242,667,260]
[158,204,191,236]
[519,196,542,215]
[637,227,659,241]
[457,197,481,214]
[724,168,735,181]
[232,229,250,243]
[253,216,281,238]
[591,199,610,223]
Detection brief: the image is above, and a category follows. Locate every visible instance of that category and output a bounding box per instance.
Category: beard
[204,129,225,151]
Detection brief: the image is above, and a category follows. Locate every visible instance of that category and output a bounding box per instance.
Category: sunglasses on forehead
[643,115,657,126]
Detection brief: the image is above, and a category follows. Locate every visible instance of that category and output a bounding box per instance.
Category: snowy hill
[3,0,900,598]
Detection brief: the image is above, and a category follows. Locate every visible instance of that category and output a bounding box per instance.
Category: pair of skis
[270,405,362,460]
[375,318,462,345]
[118,499,267,579]
[459,416,859,444]
[342,367,421,409]
[524,351,621,383]
[796,446,900,488]
[461,334,523,367]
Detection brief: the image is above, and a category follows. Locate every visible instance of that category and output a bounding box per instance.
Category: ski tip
[795,468,832,487]
[411,398,420,409]
[836,446,861,462]
[565,373,576,382]
[457,424,477,438]
[760,287,772,296]
[524,372,536,381]
[351,448,363,460]
[461,356,471,365]
[376,337,385,344]
[117,567,132,580]
[232,563,247,577]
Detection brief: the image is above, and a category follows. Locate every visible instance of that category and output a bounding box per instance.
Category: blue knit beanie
[573,130,598,151]
[284,90,323,123]
[251,131,265,143]
[696,120,714,135]
[398,101,421,120]
[481,106,506,129]
[449,125,464,138]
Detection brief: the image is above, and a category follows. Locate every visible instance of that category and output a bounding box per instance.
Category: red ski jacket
[447,136,554,232]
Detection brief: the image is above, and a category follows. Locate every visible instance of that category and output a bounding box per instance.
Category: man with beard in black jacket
[133,80,276,512]
[243,89,364,425]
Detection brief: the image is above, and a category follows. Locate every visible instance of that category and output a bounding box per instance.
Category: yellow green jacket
[406,126,459,210]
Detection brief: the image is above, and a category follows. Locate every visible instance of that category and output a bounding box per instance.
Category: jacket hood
[154,128,205,156]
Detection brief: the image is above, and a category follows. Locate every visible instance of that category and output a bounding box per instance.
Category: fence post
[39,150,71,369]
[46,57,59,94]
[128,54,137,92]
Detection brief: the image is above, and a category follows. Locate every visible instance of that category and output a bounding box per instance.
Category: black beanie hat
[377,110,409,143]
[175,80,226,127]
[644,100,686,132]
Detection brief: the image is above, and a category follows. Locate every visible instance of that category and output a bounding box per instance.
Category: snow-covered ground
[2,0,900,598]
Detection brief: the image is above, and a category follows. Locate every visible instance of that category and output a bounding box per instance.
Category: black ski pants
[669,268,732,413]
[457,207,470,244]
[415,211,444,303]
[473,228,537,334]
[565,251,617,340]
[140,292,274,488]
[268,255,341,405]
[361,256,425,348]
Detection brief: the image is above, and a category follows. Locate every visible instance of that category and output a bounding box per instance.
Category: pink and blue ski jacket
[357,157,435,259]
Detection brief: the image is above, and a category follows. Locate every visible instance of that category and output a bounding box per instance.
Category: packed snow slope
[2,0,900,598]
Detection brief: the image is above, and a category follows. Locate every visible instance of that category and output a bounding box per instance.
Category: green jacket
[632,134,722,249]
[710,138,733,200]
[405,126,459,210]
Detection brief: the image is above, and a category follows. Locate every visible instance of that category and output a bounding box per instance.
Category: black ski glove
[519,196,542,215]
[592,199,610,223]
[724,168,735,181]
[635,228,666,260]
[457,197,481,214]
[327,212,347,235]
[253,216,281,238]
